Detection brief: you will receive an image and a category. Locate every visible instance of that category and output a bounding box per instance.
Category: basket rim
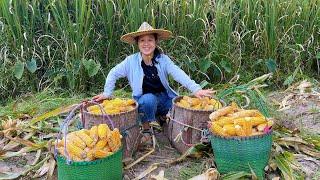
[172,96,226,113]
[209,130,273,140]
[83,98,138,116]
[56,147,123,166]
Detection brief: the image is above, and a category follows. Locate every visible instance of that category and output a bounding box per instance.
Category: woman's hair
[136,33,163,64]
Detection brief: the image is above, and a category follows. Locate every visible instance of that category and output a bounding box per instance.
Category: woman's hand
[194,89,216,98]
[92,93,109,102]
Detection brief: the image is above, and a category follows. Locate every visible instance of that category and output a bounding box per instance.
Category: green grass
[0,0,319,100]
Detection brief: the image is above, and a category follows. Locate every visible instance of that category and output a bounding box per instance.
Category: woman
[93,22,214,144]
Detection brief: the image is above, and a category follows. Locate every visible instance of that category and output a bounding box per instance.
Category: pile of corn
[176,96,222,110]
[87,98,135,115]
[208,103,273,137]
[56,124,122,161]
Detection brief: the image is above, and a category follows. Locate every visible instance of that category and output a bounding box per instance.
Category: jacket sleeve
[103,58,129,97]
[164,55,201,93]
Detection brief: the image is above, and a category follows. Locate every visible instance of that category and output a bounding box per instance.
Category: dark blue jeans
[134,92,174,123]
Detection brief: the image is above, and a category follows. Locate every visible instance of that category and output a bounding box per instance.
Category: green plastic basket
[210,132,272,179]
[56,148,123,180]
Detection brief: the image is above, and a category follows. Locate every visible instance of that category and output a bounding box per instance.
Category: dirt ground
[1,84,320,179]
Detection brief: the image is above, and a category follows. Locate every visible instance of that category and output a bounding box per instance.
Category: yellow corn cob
[210,122,229,136]
[75,130,94,148]
[88,105,100,112]
[234,117,267,126]
[243,118,253,136]
[94,149,113,159]
[85,149,95,161]
[98,124,111,139]
[103,145,111,152]
[56,139,64,147]
[89,125,99,142]
[257,123,267,132]
[94,139,108,150]
[57,147,66,156]
[235,125,246,136]
[222,124,236,136]
[107,128,122,152]
[66,142,87,159]
[215,117,234,126]
[71,155,83,162]
[251,131,264,136]
[229,110,262,119]
[209,106,236,121]
[68,132,86,149]
[126,99,135,106]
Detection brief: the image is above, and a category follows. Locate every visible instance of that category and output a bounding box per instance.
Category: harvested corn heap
[208,103,274,137]
[56,124,122,161]
[176,96,222,110]
[87,98,135,115]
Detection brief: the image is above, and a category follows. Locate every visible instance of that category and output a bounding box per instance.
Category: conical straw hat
[120,22,172,44]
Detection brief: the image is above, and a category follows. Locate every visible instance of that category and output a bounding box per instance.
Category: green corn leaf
[82,59,101,77]
[316,52,320,59]
[221,171,252,180]
[13,61,24,79]
[26,58,37,73]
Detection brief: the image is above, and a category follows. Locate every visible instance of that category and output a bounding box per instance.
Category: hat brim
[120,29,172,44]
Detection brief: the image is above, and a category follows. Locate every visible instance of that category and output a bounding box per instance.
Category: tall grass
[0,0,319,100]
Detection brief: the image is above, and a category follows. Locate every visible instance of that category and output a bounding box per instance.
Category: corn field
[0,0,319,100]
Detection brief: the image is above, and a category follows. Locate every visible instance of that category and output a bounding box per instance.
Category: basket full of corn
[82,98,140,159]
[54,104,123,180]
[208,103,273,179]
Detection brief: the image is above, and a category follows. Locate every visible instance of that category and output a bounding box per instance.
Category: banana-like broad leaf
[82,59,101,77]
[26,58,37,73]
[13,61,24,79]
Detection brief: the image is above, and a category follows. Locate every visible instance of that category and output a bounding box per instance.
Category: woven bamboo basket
[81,100,140,159]
[167,96,222,154]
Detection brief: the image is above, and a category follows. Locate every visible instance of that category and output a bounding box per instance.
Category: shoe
[140,129,154,148]
[157,115,167,127]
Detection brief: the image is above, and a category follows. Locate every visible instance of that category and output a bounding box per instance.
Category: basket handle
[54,100,114,164]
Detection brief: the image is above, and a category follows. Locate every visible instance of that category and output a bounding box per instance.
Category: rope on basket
[168,110,210,147]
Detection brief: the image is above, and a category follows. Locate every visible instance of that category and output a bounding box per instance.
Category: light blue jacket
[103,52,202,99]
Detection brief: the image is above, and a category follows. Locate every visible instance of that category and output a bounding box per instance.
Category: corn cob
[235,125,246,136]
[66,142,87,159]
[257,123,267,132]
[94,139,108,150]
[251,131,264,136]
[222,124,236,136]
[68,132,86,149]
[229,110,263,119]
[234,117,267,126]
[107,128,122,152]
[126,99,135,105]
[210,122,229,136]
[75,129,94,148]
[215,117,234,126]
[98,124,111,139]
[85,149,95,161]
[89,125,99,143]
[243,118,253,136]
[209,106,236,121]
[94,149,113,159]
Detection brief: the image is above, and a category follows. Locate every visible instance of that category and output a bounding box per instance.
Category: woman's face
[137,34,156,57]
